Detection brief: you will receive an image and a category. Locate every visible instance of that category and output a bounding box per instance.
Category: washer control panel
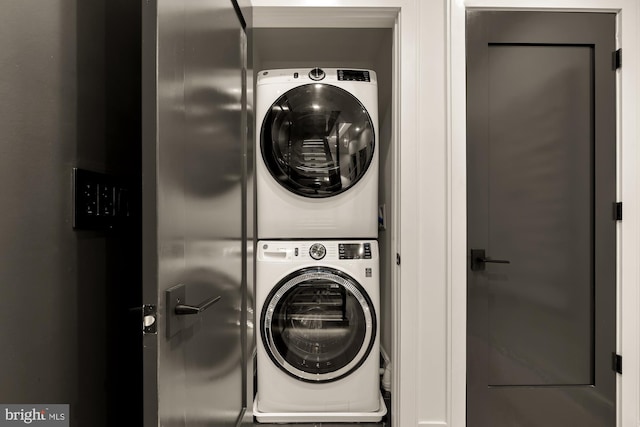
[259,240,378,262]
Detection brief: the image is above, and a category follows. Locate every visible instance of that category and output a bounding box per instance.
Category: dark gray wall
[0,0,85,417]
[0,1,141,426]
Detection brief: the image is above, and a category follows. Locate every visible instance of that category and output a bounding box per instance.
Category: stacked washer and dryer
[254,68,387,423]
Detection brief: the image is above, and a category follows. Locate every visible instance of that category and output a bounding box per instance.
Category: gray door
[467,11,616,427]
[141,0,248,425]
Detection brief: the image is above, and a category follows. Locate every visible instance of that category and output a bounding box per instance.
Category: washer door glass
[262,267,376,383]
[261,84,375,198]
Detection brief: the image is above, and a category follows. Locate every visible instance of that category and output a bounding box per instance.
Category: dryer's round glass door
[261,84,375,198]
[261,267,376,383]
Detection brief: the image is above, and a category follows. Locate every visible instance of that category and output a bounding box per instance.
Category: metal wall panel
[142,0,246,425]
[242,22,257,421]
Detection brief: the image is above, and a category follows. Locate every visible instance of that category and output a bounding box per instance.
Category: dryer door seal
[261,266,376,383]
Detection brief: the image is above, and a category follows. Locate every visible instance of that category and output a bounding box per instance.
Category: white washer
[256,68,379,239]
[255,240,385,422]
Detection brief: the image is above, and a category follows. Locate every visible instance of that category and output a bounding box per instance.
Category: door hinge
[614,48,622,70]
[615,202,623,221]
[612,352,622,374]
[143,304,157,335]
[396,253,401,266]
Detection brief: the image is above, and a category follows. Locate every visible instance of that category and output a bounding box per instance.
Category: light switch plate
[73,168,130,230]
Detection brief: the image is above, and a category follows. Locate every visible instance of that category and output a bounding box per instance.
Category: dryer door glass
[262,267,376,383]
[261,84,375,198]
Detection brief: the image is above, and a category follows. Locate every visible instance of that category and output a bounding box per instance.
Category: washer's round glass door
[261,267,376,383]
[261,84,375,198]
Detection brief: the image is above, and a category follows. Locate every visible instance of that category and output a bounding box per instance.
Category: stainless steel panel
[142,0,246,425]
[242,25,256,416]
[235,0,252,28]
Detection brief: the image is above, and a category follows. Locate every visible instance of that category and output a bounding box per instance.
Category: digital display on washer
[337,69,370,82]
[339,243,372,259]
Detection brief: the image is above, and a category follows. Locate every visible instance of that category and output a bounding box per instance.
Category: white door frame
[250,2,421,427]
[448,1,640,426]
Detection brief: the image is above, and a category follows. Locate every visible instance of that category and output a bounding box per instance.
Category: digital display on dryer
[339,243,372,259]
[337,69,371,82]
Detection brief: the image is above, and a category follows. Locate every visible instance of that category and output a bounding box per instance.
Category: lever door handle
[481,258,510,264]
[166,284,223,338]
[175,296,221,315]
[471,249,510,271]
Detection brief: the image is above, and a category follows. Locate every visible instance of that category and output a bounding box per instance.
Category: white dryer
[255,240,386,423]
[256,68,379,239]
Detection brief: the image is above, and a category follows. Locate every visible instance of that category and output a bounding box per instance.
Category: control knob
[309,243,326,260]
[309,67,326,81]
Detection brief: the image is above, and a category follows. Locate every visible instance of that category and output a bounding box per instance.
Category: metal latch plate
[143,304,157,335]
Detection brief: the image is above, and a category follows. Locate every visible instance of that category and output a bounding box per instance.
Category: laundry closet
[138,1,432,425]
[251,26,395,422]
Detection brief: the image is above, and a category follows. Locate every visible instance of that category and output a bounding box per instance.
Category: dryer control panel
[337,69,371,82]
[257,67,377,85]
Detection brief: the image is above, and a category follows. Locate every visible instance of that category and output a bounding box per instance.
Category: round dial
[308,67,326,81]
[309,243,327,260]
